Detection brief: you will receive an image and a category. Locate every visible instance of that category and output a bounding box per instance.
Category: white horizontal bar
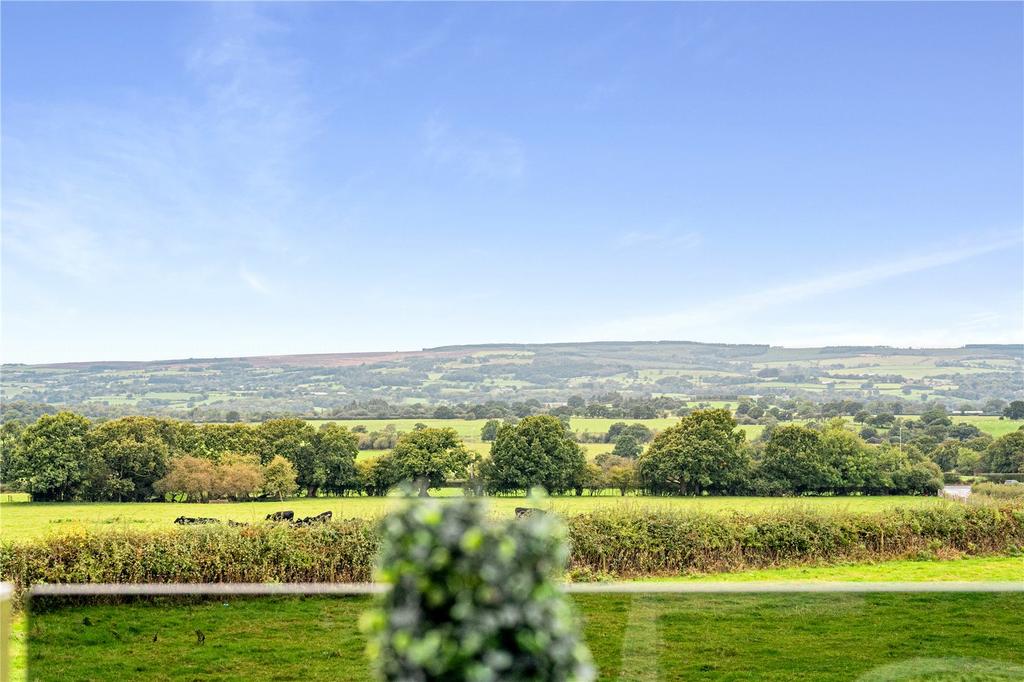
[26,580,1024,598]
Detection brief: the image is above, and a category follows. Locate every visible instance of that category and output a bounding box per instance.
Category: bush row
[566,502,1024,577]
[2,503,1021,605]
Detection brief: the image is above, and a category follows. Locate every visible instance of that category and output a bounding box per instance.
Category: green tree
[86,416,171,501]
[484,415,586,495]
[199,423,264,460]
[637,409,748,495]
[604,459,637,496]
[0,421,25,489]
[390,427,471,496]
[761,424,834,494]
[1003,401,1024,420]
[611,434,641,458]
[257,419,318,495]
[360,455,401,497]
[262,455,299,501]
[955,448,981,475]
[919,405,951,427]
[982,432,1024,473]
[480,419,501,442]
[820,423,884,494]
[8,412,94,501]
[621,423,653,443]
[929,441,964,472]
[313,423,359,496]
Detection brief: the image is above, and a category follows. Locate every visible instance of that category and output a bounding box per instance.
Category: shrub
[3,503,1021,606]
[972,482,1024,501]
[0,521,378,605]
[565,502,1024,576]
[363,497,594,681]
[262,455,299,500]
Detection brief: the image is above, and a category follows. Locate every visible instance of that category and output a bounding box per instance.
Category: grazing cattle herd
[172,511,332,527]
[170,508,543,526]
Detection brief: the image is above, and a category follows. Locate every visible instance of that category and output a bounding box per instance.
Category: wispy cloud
[383,15,455,70]
[422,117,526,181]
[3,199,110,281]
[617,229,701,249]
[239,266,272,295]
[583,233,1023,341]
[2,4,316,288]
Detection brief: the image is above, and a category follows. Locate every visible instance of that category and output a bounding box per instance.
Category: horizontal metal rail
[27,580,1024,598]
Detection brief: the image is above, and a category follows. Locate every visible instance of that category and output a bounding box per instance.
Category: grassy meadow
[306,415,1019,442]
[0,495,955,542]
[16,591,1024,681]
[7,555,1023,681]
[649,555,1024,583]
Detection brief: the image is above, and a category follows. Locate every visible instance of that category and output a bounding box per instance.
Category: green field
[17,591,1024,681]
[304,415,1018,443]
[659,555,1024,583]
[0,496,953,542]
[950,416,1024,438]
[7,556,1022,682]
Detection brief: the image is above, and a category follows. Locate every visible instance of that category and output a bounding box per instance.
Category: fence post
[0,582,12,682]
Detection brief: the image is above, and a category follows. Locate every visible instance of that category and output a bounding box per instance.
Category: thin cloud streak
[422,117,526,181]
[239,266,271,295]
[617,229,701,249]
[583,234,1023,341]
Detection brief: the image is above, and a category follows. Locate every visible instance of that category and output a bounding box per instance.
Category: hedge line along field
[3,503,1021,602]
[20,592,1024,681]
[0,495,953,542]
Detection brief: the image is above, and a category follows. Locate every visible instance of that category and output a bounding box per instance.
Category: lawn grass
[657,555,1024,583]
[0,496,953,543]
[19,591,1024,681]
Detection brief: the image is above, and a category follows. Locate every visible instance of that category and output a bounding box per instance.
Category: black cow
[265,511,295,522]
[292,511,332,527]
[174,516,220,525]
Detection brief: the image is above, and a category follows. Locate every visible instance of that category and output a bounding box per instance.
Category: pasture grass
[304,415,1017,444]
[952,416,1024,438]
[19,591,1024,681]
[0,496,953,543]
[656,554,1024,583]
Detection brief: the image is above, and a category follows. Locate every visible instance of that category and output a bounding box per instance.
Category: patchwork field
[0,495,954,542]
[17,591,1024,681]
[308,415,1019,444]
[6,342,1020,420]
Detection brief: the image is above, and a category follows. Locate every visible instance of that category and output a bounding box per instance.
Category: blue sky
[2,2,1021,364]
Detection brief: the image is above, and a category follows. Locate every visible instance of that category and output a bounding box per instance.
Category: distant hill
[3,341,1021,419]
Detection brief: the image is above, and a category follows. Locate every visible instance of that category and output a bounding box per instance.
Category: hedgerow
[0,519,378,605]
[565,502,1024,576]
[2,503,1021,606]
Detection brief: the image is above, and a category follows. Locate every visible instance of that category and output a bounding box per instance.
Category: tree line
[7,409,1018,502]
[7,393,1020,432]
